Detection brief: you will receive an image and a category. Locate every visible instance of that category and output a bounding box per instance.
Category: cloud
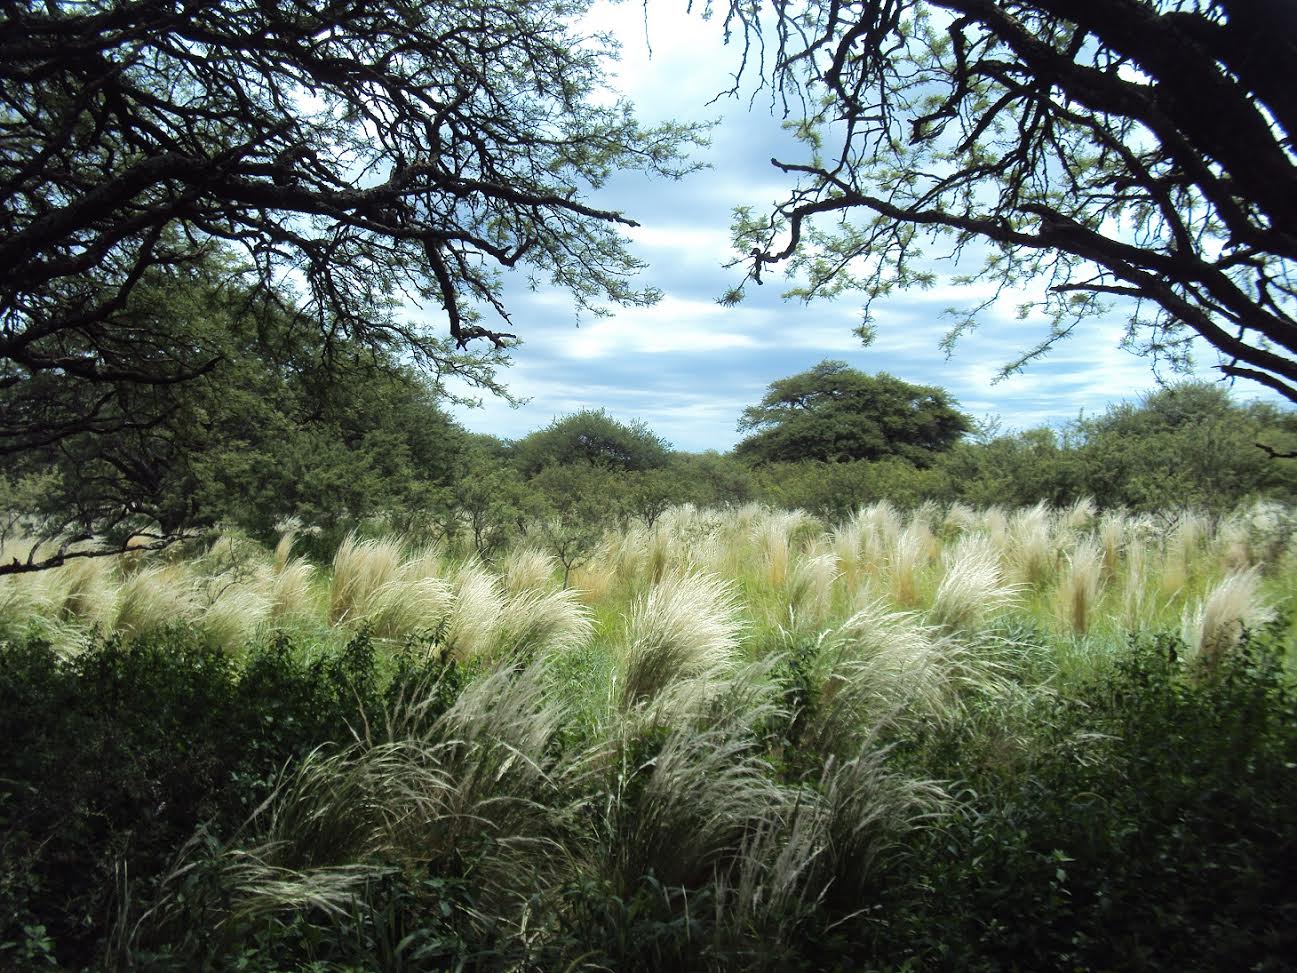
[441,3,1289,453]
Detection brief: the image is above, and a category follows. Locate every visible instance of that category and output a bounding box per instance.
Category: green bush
[0,627,459,969]
[875,625,1297,972]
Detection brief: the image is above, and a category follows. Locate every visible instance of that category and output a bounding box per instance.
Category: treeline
[6,336,1296,570]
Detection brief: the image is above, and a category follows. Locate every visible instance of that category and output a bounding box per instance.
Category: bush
[0,627,459,968]
[875,624,1297,972]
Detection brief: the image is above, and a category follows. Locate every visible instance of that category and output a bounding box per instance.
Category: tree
[734,361,971,464]
[529,464,624,586]
[513,409,672,476]
[1,264,470,573]
[1073,382,1297,509]
[1,0,702,453]
[715,0,1297,402]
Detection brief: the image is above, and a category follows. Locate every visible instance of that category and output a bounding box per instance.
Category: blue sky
[441,1,1272,452]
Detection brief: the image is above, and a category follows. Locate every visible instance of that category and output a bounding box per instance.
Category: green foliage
[4,263,473,561]
[736,361,972,465]
[0,628,460,969]
[756,457,953,519]
[1074,383,1297,511]
[938,427,1084,508]
[3,0,704,459]
[530,464,626,584]
[513,408,672,476]
[664,451,759,507]
[446,450,536,557]
[878,625,1297,972]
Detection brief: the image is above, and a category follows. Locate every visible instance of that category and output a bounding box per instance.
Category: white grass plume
[444,562,506,661]
[616,571,743,712]
[267,558,318,622]
[785,552,840,625]
[1008,502,1057,588]
[501,547,558,594]
[928,534,1019,634]
[1182,567,1277,664]
[201,581,272,652]
[112,564,201,637]
[886,521,935,607]
[1055,538,1104,636]
[494,586,594,659]
[328,533,405,625]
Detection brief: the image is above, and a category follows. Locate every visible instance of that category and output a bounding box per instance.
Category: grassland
[2,500,1295,970]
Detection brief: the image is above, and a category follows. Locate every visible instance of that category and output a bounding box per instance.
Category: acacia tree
[712,0,1297,401]
[735,360,971,464]
[513,408,672,475]
[0,0,702,455]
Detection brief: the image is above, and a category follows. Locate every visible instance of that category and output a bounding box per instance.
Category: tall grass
[1182,567,1277,663]
[616,571,742,715]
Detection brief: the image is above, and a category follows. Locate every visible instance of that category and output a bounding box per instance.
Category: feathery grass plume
[616,571,743,712]
[1159,511,1208,599]
[444,561,506,660]
[709,738,947,968]
[363,575,454,642]
[785,552,840,625]
[834,595,1010,742]
[272,528,297,574]
[24,556,117,627]
[815,746,947,899]
[400,542,446,583]
[112,563,201,637]
[599,523,647,586]
[1008,502,1057,588]
[1182,567,1277,664]
[126,826,389,965]
[1063,496,1097,531]
[709,798,829,968]
[0,575,49,629]
[643,525,675,585]
[1056,538,1104,636]
[1214,514,1253,572]
[858,500,902,565]
[754,509,804,588]
[928,534,1019,634]
[912,499,942,533]
[501,547,559,593]
[567,562,612,605]
[133,660,575,966]
[733,501,765,533]
[494,586,594,659]
[328,534,453,640]
[595,722,788,898]
[328,533,406,624]
[1239,499,1297,566]
[942,501,978,539]
[813,602,949,750]
[1097,510,1129,579]
[267,557,318,622]
[407,663,576,902]
[886,521,935,607]
[830,513,870,591]
[201,580,273,652]
[1119,536,1156,630]
[58,557,117,625]
[980,505,1010,558]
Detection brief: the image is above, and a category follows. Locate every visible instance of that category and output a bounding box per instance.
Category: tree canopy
[2,263,468,573]
[0,0,702,454]
[735,361,971,464]
[715,0,1297,402]
[513,409,672,475]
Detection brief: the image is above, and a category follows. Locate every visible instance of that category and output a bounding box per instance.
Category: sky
[441,1,1267,453]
